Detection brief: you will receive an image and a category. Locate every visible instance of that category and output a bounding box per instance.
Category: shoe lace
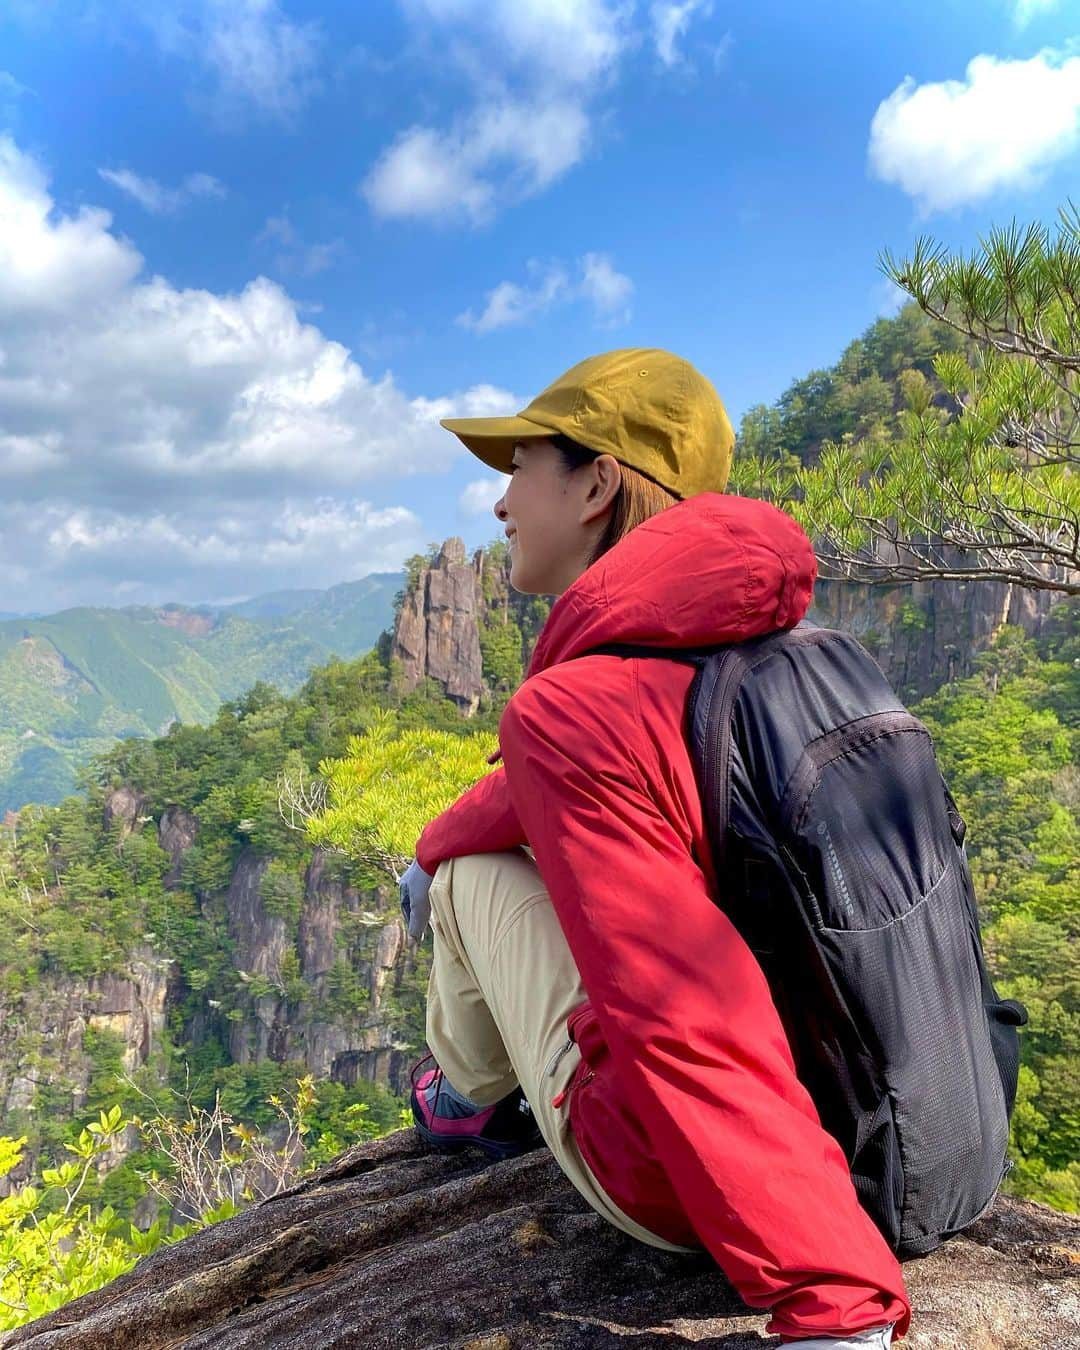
[408,1051,445,1117]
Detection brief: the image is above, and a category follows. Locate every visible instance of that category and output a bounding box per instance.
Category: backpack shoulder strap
[583,643,710,665]
[579,638,758,877]
[582,621,827,667]
[578,625,841,876]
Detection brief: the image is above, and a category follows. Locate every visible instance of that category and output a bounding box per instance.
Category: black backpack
[591,621,1027,1257]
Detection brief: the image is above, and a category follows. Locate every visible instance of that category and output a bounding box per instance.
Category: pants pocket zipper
[544,1034,574,1080]
[553,1068,594,1110]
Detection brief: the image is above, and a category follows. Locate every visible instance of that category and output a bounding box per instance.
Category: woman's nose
[494,495,508,521]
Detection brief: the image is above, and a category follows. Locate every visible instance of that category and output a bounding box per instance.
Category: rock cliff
[391,540,486,713]
[222,847,411,1088]
[811,573,1059,700]
[3,1132,1076,1348]
[0,940,170,1198]
[390,535,1060,709]
[0,787,420,1190]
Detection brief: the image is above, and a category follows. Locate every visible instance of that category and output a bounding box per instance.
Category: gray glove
[399,858,434,941]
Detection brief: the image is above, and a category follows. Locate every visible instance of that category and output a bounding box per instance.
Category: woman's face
[493,439,618,595]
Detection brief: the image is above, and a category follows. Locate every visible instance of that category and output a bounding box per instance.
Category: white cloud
[6,4,321,119]
[579,252,633,325]
[869,51,1080,213]
[364,1,630,223]
[403,0,627,87]
[43,499,418,569]
[0,71,29,121]
[711,31,734,70]
[871,277,908,318]
[98,168,226,214]
[457,262,569,332]
[1013,0,1060,27]
[367,2,729,223]
[15,496,424,611]
[458,476,505,518]
[0,134,510,610]
[0,138,142,316]
[205,0,320,114]
[258,214,297,246]
[458,253,633,332]
[143,0,322,120]
[364,100,589,224]
[297,239,346,276]
[650,0,712,68]
[256,213,346,276]
[410,382,520,424]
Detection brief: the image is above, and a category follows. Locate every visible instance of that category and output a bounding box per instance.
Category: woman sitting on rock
[398,349,910,1349]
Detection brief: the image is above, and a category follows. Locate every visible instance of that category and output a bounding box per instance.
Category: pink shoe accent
[413,1069,498,1136]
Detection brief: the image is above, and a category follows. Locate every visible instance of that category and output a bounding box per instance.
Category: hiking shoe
[410,1062,543,1161]
[785,1328,893,1349]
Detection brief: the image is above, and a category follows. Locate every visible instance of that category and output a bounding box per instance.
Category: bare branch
[277,768,327,833]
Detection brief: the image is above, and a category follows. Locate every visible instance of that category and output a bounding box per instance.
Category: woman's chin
[508,557,537,595]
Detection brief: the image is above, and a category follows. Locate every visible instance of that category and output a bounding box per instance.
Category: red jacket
[418,493,910,1341]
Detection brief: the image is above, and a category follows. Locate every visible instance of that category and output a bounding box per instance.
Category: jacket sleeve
[415,765,527,874]
[498,663,910,1340]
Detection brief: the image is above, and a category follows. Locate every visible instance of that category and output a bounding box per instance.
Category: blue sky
[1,0,1078,613]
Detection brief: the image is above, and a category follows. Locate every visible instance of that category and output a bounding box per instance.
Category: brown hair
[551,433,679,564]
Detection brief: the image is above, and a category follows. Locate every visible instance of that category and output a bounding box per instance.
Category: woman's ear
[579,454,622,525]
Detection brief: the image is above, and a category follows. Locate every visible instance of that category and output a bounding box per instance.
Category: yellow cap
[440,347,734,499]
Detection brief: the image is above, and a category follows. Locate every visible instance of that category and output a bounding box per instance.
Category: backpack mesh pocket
[785,721,952,932]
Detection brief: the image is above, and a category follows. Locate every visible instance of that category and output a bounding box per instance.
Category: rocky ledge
[3,1131,1077,1350]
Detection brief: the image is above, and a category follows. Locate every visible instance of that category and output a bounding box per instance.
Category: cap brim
[439,413,556,474]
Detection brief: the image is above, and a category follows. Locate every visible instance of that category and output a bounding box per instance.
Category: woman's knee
[431,850,560,979]
[433,850,545,916]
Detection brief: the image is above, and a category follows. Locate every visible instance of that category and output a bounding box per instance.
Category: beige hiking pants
[426,849,692,1252]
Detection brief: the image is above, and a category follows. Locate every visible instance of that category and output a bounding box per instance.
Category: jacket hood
[526,493,817,676]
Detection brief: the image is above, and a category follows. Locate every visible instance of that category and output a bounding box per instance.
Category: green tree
[0,1107,139,1330]
[762,206,1080,594]
[912,620,1080,1210]
[304,710,497,877]
[479,618,524,693]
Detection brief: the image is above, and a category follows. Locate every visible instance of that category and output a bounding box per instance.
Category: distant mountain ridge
[0,572,402,814]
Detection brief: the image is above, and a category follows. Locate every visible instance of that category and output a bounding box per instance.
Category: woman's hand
[399,858,434,941]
